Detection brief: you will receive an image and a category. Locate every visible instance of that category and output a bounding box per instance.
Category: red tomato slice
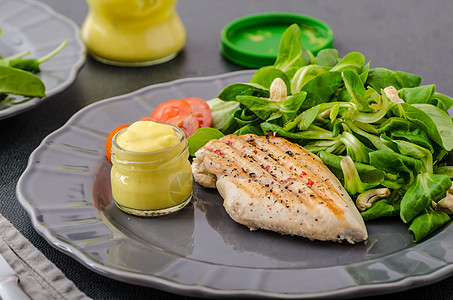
[146,99,192,125]
[142,99,199,137]
[105,124,129,163]
[178,114,200,137]
[183,97,212,128]
[141,115,199,137]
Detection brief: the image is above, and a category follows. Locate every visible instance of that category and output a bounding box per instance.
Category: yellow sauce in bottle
[81,0,186,66]
[110,121,193,216]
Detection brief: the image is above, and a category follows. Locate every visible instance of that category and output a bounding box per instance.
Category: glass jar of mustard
[110,123,193,216]
[81,0,186,66]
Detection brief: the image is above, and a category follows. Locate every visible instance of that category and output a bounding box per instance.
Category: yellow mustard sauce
[110,121,193,216]
[81,0,186,66]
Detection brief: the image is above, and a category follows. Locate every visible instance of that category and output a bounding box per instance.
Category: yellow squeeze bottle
[81,0,186,66]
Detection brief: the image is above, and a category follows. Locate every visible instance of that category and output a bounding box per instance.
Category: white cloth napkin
[0,213,90,300]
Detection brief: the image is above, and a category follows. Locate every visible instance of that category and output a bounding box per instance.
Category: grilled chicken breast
[192,134,368,244]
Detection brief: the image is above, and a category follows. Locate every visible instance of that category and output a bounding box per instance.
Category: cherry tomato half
[105,124,129,163]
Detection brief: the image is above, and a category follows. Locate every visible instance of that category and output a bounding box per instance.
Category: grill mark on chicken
[268,137,352,218]
[267,135,342,186]
[203,140,313,210]
[221,134,344,218]
[213,137,319,209]
[238,134,347,218]
[227,176,317,234]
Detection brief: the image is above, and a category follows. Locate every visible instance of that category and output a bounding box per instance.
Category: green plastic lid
[220,12,333,68]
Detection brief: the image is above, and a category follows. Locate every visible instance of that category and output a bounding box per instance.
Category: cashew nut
[268,78,287,102]
[383,86,404,103]
[433,185,453,215]
[356,187,391,211]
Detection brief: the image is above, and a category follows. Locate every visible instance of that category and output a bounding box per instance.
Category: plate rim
[0,0,86,120]
[15,70,453,299]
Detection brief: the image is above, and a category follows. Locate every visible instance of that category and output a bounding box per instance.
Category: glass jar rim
[112,123,186,155]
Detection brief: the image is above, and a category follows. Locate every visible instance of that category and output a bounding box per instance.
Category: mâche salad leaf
[273,23,314,78]
[187,127,225,156]
[400,172,452,223]
[188,23,453,242]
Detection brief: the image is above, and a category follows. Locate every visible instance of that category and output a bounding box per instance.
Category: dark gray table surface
[2,0,453,299]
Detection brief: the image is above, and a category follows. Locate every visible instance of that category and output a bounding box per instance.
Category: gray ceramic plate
[16,70,453,299]
[0,0,85,119]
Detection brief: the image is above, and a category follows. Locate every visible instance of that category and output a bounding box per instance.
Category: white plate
[0,0,85,119]
[16,70,453,299]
